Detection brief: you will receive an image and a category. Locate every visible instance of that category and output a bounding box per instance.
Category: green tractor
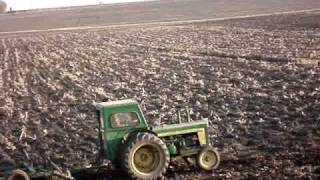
[0,99,220,180]
[96,99,220,179]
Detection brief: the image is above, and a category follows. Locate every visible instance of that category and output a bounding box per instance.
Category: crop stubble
[0,12,319,179]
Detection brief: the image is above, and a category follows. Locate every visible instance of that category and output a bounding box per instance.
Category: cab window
[111,112,139,128]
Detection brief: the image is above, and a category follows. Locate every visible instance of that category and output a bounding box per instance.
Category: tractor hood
[153,119,209,138]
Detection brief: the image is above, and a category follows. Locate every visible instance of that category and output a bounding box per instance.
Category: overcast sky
[5,0,148,10]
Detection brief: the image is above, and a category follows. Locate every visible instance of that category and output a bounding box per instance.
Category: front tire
[122,132,169,179]
[197,146,220,171]
[7,169,30,180]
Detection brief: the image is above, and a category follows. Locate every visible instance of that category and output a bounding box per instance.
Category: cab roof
[95,99,139,109]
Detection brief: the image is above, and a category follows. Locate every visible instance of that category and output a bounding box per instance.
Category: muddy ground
[0,11,319,179]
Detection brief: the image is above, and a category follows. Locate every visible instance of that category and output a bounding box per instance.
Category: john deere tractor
[0,99,219,180]
[96,99,220,179]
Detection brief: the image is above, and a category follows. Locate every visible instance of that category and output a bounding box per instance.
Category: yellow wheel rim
[133,144,160,173]
[200,150,217,169]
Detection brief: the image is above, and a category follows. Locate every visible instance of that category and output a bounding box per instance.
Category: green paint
[168,143,178,155]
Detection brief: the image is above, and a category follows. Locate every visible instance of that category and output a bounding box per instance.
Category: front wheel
[122,132,170,179]
[197,146,220,171]
[6,169,30,180]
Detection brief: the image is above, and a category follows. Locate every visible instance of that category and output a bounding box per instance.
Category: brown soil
[0,11,319,179]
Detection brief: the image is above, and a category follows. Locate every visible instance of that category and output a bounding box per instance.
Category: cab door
[104,110,140,161]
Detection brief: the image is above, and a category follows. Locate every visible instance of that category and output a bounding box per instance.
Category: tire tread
[121,132,169,179]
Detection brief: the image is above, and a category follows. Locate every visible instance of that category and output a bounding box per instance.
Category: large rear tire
[197,146,220,171]
[122,132,169,179]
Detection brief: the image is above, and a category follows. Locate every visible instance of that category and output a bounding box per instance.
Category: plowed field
[0,11,319,179]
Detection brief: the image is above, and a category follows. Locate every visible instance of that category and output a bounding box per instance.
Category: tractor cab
[95,99,149,161]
